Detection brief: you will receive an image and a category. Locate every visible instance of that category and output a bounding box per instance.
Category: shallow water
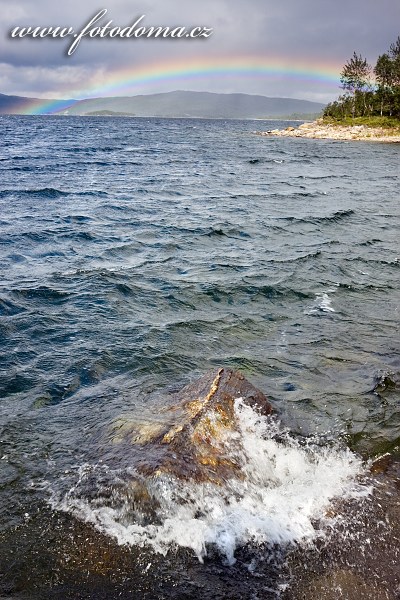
[0,115,399,598]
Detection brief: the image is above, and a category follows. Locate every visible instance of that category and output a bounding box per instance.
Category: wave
[294,174,351,180]
[248,158,287,164]
[12,286,70,302]
[77,190,108,197]
[65,146,118,154]
[6,166,35,172]
[0,296,26,316]
[0,188,108,199]
[358,239,383,246]
[108,222,252,240]
[336,281,395,292]
[205,226,250,238]
[348,257,399,268]
[61,215,93,223]
[271,250,322,263]
[50,401,369,564]
[3,229,97,245]
[199,282,310,302]
[3,230,61,244]
[0,187,69,199]
[278,209,355,225]
[305,290,336,315]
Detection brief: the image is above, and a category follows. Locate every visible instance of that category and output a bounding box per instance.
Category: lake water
[0,115,399,598]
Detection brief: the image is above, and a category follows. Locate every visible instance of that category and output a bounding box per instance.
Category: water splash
[51,400,370,564]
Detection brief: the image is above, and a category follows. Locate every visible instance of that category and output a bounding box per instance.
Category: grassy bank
[322,115,400,132]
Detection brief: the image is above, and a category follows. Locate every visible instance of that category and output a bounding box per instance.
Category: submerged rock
[110,368,272,483]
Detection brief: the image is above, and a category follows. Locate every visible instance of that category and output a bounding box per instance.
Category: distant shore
[258,119,400,142]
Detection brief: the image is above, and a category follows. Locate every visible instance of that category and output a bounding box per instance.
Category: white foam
[318,292,335,312]
[52,399,369,564]
[306,288,337,314]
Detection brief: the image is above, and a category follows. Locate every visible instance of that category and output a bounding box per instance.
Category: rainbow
[21,55,342,115]
[22,98,78,116]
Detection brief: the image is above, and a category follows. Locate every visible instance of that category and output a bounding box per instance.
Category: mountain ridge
[0,90,325,119]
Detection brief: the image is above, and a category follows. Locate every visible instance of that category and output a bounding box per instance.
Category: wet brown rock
[370,453,393,475]
[291,569,394,600]
[110,368,272,483]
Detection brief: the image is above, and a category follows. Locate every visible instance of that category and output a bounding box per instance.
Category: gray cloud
[1,0,399,102]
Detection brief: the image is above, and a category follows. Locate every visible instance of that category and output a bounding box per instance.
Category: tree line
[324,36,400,119]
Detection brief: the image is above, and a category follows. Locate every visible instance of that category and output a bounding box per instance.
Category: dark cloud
[1,0,399,102]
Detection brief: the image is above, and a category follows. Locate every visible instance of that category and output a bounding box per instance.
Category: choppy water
[0,115,399,599]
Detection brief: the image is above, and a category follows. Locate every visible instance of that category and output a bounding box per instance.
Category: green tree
[389,36,400,60]
[323,36,400,122]
[340,52,372,117]
[323,95,353,119]
[374,54,394,115]
[389,38,400,116]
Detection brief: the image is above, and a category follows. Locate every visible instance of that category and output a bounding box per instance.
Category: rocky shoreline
[258,119,400,142]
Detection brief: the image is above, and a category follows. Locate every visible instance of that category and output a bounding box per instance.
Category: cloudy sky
[1,0,399,103]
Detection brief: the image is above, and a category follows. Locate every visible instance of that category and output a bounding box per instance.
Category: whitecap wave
[306,287,338,314]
